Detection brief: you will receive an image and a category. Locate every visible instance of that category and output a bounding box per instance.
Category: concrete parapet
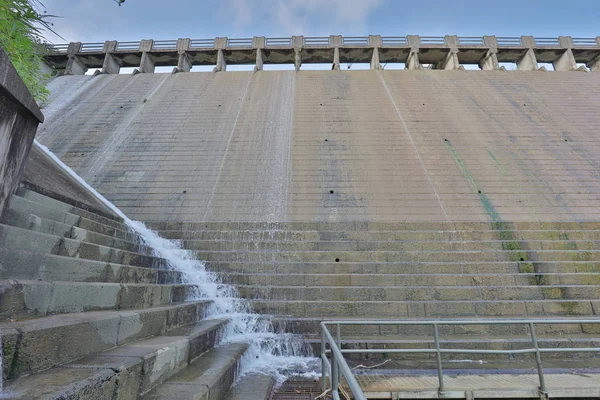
[43,35,600,73]
[138,39,155,73]
[0,46,44,218]
[101,41,120,74]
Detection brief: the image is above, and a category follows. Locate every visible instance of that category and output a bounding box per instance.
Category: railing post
[331,35,342,71]
[406,35,421,70]
[138,39,155,73]
[101,41,120,74]
[65,42,86,75]
[331,347,339,397]
[292,36,303,71]
[253,37,265,72]
[553,36,577,71]
[517,36,538,71]
[336,323,342,382]
[214,37,227,72]
[175,38,192,73]
[529,322,547,396]
[321,328,327,392]
[433,323,445,394]
[369,35,382,70]
[480,36,500,70]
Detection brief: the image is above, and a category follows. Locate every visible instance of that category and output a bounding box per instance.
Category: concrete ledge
[0,300,211,380]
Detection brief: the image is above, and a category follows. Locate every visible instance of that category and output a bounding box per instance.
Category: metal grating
[270,378,323,400]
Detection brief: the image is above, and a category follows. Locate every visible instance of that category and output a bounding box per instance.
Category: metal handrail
[535,37,560,46]
[304,36,330,47]
[343,37,369,46]
[190,38,215,48]
[381,36,408,46]
[47,43,68,53]
[320,319,600,399]
[80,42,104,52]
[227,38,253,48]
[497,36,522,46]
[266,37,292,46]
[458,36,484,45]
[152,40,177,50]
[573,38,599,47]
[420,36,445,44]
[116,41,141,51]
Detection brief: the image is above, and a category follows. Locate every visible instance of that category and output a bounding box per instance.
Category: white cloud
[226,0,384,35]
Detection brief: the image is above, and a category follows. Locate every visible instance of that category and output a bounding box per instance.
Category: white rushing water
[33,140,318,382]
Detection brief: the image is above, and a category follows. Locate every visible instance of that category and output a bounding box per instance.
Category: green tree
[0,0,56,102]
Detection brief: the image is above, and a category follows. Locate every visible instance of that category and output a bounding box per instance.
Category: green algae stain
[445,140,500,222]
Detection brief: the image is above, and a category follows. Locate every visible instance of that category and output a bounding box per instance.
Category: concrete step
[194,249,600,263]
[157,228,600,242]
[15,187,125,230]
[221,272,600,287]
[143,342,249,400]
[235,285,600,302]
[251,299,599,318]
[147,221,600,232]
[1,300,211,380]
[275,317,600,337]
[177,239,600,252]
[208,260,600,275]
[0,223,168,269]
[0,247,183,284]
[1,318,227,399]
[0,280,197,320]
[1,205,154,256]
[9,194,138,243]
[224,373,275,400]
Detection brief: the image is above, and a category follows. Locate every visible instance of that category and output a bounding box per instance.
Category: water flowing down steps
[0,184,316,398]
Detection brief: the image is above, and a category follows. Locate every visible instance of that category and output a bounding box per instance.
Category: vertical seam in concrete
[202,73,254,222]
[285,73,296,222]
[375,70,451,222]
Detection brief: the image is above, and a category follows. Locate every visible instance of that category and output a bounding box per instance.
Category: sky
[43,0,600,44]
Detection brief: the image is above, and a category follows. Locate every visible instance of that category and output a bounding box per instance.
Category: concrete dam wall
[37,70,600,223]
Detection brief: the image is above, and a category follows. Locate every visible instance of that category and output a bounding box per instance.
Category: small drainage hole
[520,257,525,262]
[335,258,340,262]
[330,190,334,194]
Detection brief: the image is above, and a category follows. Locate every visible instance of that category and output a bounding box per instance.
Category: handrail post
[529,322,547,396]
[336,323,342,383]
[332,344,339,397]
[433,323,445,394]
[321,328,327,392]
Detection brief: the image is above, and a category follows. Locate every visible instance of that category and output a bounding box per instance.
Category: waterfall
[34,140,318,381]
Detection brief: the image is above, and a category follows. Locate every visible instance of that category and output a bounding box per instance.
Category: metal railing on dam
[43,34,600,75]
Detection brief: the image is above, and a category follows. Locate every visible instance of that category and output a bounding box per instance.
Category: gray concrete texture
[0,46,43,219]
[36,70,600,223]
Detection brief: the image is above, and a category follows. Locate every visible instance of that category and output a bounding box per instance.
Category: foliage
[0,0,56,102]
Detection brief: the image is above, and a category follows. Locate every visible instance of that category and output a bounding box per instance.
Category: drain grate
[270,378,324,400]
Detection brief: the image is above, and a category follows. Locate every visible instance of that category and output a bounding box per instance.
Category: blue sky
[43,0,600,44]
